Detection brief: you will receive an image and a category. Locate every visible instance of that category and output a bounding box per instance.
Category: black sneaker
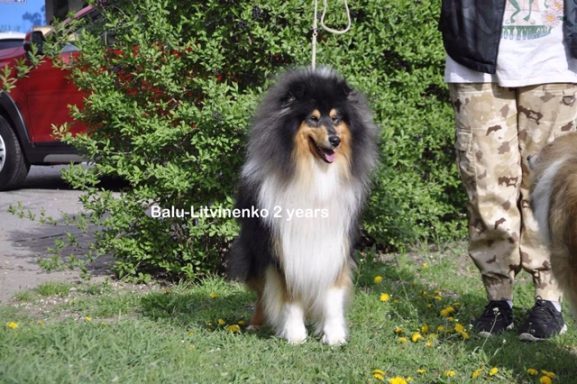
[518,299,567,341]
[473,300,514,337]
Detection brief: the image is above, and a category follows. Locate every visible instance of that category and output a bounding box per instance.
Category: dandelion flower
[379,293,391,302]
[5,322,18,330]
[388,376,408,384]
[411,332,423,343]
[374,275,384,284]
[444,370,456,378]
[539,376,553,384]
[471,368,483,379]
[440,305,456,317]
[372,369,386,381]
[217,319,226,326]
[225,324,241,333]
[84,316,92,322]
[209,292,219,299]
[416,368,426,375]
[393,326,404,335]
[489,367,499,376]
[527,368,539,376]
[398,337,408,344]
[436,325,446,333]
[421,262,429,270]
[541,370,556,379]
[420,324,429,334]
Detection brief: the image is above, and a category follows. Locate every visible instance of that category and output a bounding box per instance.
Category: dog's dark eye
[308,116,320,125]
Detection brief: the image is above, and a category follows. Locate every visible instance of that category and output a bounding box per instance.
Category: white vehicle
[0,31,25,50]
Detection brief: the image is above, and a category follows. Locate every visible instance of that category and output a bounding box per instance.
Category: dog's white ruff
[257,156,360,343]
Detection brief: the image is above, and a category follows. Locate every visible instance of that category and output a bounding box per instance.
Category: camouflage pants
[449,83,577,302]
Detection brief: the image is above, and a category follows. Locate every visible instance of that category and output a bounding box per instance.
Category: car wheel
[0,115,30,191]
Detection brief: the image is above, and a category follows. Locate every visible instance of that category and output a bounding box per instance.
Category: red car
[0,7,94,190]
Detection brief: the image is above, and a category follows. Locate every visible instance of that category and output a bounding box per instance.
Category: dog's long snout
[329,135,341,148]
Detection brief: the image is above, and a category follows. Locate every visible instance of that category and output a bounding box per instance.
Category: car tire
[0,115,29,191]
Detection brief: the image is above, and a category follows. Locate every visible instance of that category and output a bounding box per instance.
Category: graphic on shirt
[502,0,563,40]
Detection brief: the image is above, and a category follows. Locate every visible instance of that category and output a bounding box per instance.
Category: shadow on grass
[134,251,577,382]
[139,288,258,330]
[356,255,577,382]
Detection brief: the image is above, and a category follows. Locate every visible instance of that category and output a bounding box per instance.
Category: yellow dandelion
[411,332,423,343]
[209,292,219,299]
[527,368,539,376]
[421,262,429,270]
[398,337,408,344]
[420,324,430,334]
[425,340,434,348]
[539,376,553,384]
[440,305,456,317]
[372,369,386,382]
[459,331,470,340]
[436,325,446,333]
[489,367,499,376]
[238,320,246,326]
[217,319,226,326]
[388,377,408,384]
[84,316,92,322]
[379,293,391,302]
[416,368,426,375]
[444,370,456,378]
[471,368,483,379]
[454,323,465,333]
[5,321,18,330]
[374,275,384,284]
[393,326,404,335]
[433,294,443,301]
[541,370,556,379]
[225,324,241,333]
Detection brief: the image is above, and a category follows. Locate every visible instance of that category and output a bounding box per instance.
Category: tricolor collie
[228,68,379,345]
[529,132,577,316]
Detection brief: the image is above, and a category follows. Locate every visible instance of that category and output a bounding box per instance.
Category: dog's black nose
[329,135,341,148]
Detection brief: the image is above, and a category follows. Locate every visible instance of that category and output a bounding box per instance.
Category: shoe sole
[518,324,568,342]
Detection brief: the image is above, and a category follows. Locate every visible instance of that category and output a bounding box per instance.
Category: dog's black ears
[340,81,353,98]
[281,82,306,107]
[281,93,296,108]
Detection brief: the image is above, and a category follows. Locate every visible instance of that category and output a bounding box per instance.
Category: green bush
[50,0,465,280]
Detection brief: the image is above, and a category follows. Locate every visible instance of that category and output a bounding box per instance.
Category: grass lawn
[1,242,576,384]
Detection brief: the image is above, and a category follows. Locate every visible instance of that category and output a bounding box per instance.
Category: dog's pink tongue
[323,151,336,163]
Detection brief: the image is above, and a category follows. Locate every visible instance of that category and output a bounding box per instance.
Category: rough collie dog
[529,132,577,316]
[228,68,379,345]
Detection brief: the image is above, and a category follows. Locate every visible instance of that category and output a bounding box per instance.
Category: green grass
[1,243,577,383]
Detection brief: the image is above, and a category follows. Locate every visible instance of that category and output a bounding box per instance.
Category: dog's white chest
[258,164,359,296]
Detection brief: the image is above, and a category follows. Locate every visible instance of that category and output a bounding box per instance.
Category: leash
[311,0,352,70]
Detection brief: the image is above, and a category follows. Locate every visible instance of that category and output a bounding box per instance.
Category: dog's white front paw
[281,323,307,344]
[321,323,347,346]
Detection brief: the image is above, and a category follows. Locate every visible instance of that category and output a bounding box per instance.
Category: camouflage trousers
[449,83,577,303]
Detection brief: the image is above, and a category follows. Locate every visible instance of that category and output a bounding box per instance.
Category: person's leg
[449,82,520,335]
[516,83,577,340]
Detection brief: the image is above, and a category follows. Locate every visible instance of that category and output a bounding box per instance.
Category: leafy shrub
[46,0,464,280]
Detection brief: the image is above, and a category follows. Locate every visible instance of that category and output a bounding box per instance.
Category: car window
[0,39,24,50]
